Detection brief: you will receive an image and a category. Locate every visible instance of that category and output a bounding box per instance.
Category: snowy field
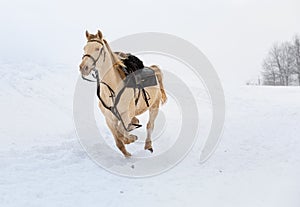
[0,63,300,207]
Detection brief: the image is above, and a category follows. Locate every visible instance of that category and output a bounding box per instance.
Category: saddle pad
[125,67,157,88]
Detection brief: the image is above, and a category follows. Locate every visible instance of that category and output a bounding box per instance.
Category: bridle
[81,39,105,82]
[82,39,106,66]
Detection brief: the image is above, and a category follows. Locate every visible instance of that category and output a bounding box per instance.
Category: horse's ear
[97,30,103,40]
[85,30,90,39]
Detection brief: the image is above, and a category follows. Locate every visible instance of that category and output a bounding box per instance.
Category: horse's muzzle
[79,63,91,76]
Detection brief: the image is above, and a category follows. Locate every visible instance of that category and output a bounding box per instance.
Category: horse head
[79,30,104,76]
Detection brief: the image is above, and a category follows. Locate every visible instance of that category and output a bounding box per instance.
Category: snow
[1,62,300,207]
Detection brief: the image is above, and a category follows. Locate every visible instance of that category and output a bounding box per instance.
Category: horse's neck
[97,48,123,91]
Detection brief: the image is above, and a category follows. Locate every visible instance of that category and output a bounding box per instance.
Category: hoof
[144,141,153,153]
[131,135,138,141]
[124,152,132,158]
[124,135,138,144]
[131,117,139,125]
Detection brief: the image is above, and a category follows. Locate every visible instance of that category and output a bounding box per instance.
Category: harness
[82,39,156,132]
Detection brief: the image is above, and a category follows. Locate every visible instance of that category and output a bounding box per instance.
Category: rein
[81,69,97,82]
[94,68,142,132]
[81,39,142,132]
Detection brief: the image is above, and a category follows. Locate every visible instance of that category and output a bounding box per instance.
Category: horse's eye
[95,47,100,51]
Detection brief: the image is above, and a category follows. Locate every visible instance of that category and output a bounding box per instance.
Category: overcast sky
[0,0,299,87]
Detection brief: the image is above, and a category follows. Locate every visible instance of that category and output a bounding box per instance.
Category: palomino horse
[79,30,167,157]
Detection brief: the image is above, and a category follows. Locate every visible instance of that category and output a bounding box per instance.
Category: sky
[0,0,299,87]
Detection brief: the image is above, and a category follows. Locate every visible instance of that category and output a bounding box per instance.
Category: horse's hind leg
[145,103,159,153]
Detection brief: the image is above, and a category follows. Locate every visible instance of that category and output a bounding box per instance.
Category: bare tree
[262,41,295,86]
[281,42,294,86]
[269,44,285,85]
[262,56,279,85]
[292,35,300,85]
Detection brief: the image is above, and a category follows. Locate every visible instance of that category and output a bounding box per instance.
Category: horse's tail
[151,65,167,105]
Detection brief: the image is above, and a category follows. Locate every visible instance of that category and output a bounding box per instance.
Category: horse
[79,30,167,157]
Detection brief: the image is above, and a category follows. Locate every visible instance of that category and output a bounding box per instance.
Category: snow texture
[1,62,300,207]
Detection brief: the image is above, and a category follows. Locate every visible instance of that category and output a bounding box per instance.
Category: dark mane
[114,52,144,76]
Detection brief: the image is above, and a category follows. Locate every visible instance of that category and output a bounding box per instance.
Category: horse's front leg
[105,117,132,157]
[116,113,138,145]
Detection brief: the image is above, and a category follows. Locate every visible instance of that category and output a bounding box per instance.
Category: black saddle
[114,52,158,88]
[125,67,157,88]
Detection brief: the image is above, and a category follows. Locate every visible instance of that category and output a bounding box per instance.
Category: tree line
[262,35,300,86]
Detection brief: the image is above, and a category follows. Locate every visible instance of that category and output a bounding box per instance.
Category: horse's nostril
[80,65,88,72]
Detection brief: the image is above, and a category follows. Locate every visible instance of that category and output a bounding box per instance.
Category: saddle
[125,67,157,88]
[115,52,157,88]
[115,52,158,107]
